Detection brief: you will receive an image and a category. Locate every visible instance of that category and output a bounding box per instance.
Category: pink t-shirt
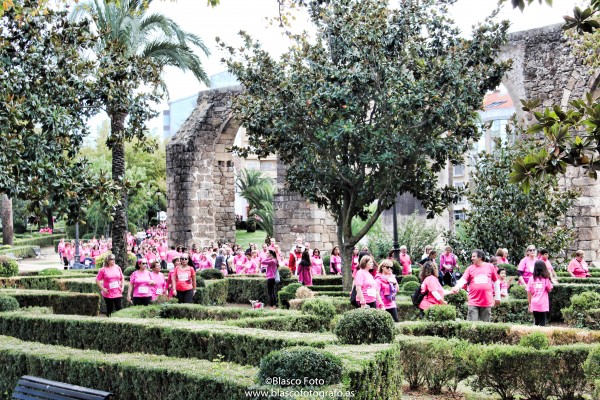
[96,266,123,299]
[245,258,260,274]
[353,269,377,304]
[350,255,359,275]
[330,255,342,273]
[157,245,167,261]
[419,275,444,310]
[234,255,248,274]
[199,258,213,271]
[518,257,536,284]
[376,274,397,309]
[311,256,324,276]
[130,269,153,298]
[440,253,457,272]
[166,250,179,263]
[568,258,589,278]
[150,271,167,300]
[58,242,65,256]
[498,257,509,264]
[540,258,555,273]
[91,250,101,259]
[399,253,412,275]
[462,263,499,308]
[499,280,509,298]
[526,277,553,312]
[262,258,278,279]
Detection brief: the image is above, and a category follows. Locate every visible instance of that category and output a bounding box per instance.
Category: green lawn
[235,230,268,248]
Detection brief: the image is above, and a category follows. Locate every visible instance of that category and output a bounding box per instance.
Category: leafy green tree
[72,0,210,267]
[0,0,118,244]
[236,169,275,236]
[222,0,510,289]
[447,130,579,266]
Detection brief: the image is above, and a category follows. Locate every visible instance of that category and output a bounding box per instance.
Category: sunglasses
[528,249,536,252]
[181,257,188,260]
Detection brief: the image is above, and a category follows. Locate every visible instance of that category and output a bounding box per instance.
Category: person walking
[352,256,383,309]
[376,259,399,322]
[418,261,446,317]
[451,249,500,322]
[127,259,154,306]
[96,254,124,317]
[261,250,279,310]
[527,260,553,326]
[171,253,196,303]
[297,250,313,286]
[518,245,537,285]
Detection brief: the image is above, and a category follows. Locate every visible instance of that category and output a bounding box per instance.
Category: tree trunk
[46,207,54,230]
[448,160,455,234]
[110,112,128,270]
[1,194,14,246]
[341,243,354,292]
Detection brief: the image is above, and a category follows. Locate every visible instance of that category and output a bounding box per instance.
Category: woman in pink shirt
[244,250,260,274]
[518,245,537,285]
[261,250,279,310]
[527,260,553,326]
[95,254,124,317]
[149,261,167,301]
[90,245,101,260]
[399,246,412,276]
[310,249,325,276]
[418,261,446,315]
[127,259,155,306]
[350,247,359,278]
[234,249,248,274]
[58,240,66,265]
[568,250,590,278]
[199,252,213,271]
[330,246,342,275]
[376,259,399,322]
[297,250,313,287]
[352,256,383,309]
[496,248,509,265]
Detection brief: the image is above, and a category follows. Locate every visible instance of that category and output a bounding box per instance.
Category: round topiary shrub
[278,282,302,309]
[584,346,600,382]
[39,268,62,276]
[258,347,343,386]
[562,291,600,327]
[0,295,19,312]
[424,304,457,322]
[295,286,315,300]
[195,275,206,288]
[278,266,292,280]
[334,308,395,345]
[402,281,420,292]
[322,255,331,274]
[301,298,336,321]
[0,256,19,277]
[519,332,550,350]
[400,275,419,284]
[199,268,224,280]
[509,284,527,299]
[123,266,136,277]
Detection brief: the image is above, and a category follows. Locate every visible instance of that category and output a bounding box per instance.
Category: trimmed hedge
[278,283,302,309]
[289,297,355,314]
[0,289,100,316]
[424,305,456,322]
[14,233,66,248]
[158,304,300,321]
[199,268,224,280]
[557,270,600,278]
[0,295,19,312]
[194,279,228,306]
[227,277,293,304]
[0,256,18,277]
[558,277,600,284]
[551,284,600,321]
[312,275,342,286]
[491,299,531,324]
[258,347,343,386]
[0,245,37,259]
[335,309,395,345]
[0,335,273,400]
[396,320,600,345]
[227,314,328,333]
[0,313,336,366]
[396,334,596,400]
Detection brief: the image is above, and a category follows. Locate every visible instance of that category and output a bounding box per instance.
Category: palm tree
[72,0,210,268]
[236,169,275,236]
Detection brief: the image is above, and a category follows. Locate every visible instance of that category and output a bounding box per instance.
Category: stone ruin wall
[167,86,338,251]
[501,24,600,262]
[166,87,239,247]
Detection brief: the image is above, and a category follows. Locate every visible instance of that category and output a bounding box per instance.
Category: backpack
[411,283,427,308]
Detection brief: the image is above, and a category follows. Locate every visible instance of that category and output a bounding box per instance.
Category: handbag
[275,269,281,283]
[350,285,359,308]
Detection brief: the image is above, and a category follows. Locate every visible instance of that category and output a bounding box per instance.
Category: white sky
[89,0,584,135]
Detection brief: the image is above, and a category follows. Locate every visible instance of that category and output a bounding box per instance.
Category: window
[454,182,465,204]
[260,161,276,171]
[453,164,465,177]
[490,119,508,150]
[245,160,260,170]
[454,210,466,221]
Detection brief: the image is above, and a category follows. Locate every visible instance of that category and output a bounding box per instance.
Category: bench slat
[13,376,111,400]
[14,386,74,400]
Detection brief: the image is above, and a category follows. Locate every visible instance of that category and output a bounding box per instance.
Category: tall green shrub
[0,256,18,277]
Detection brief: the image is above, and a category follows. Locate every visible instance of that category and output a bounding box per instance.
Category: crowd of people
[91,225,593,324]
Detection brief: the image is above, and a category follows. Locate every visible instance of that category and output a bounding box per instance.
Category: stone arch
[166,86,338,250]
[499,24,600,262]
[166,86,242,247]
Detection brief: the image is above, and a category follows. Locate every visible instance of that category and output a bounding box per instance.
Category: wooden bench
[5,253,22,261]
[12,376,112,399]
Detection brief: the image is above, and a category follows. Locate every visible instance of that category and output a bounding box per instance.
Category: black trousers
[176,289,194,304]
[267,278,277,306]
[533,311,547,326]
[104,297,122,317]
[132,297,151,306]
[385,307,399,322]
